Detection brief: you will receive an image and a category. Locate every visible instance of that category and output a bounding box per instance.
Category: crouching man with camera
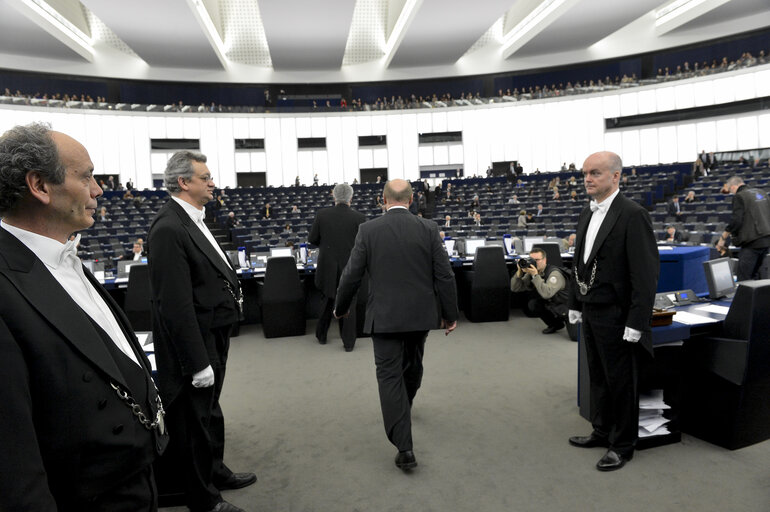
[510,247,570,334]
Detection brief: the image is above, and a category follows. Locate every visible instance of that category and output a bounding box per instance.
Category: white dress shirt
[1,222,140,365]
[172,196,232,269]
[583,188,620,264]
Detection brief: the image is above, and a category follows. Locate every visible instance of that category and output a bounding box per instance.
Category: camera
[517,257,536,270]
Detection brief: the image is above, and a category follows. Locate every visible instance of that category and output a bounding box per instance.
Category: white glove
[568,310,582,324]
[623,326,642,343]
[192,365,215,388]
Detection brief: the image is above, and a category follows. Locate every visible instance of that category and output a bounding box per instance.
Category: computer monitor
[443,238,456,256]
[703,257,736,299]
[503,237,515,255]
[464,238,486,257]
[82,260,105,273]
[117,260,144,278]
[270,247,293,258]
[523,236,545,253]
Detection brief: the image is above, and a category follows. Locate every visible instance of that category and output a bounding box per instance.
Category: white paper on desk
[640,416,670,433]
[639,425,670,438]
[639,390,670,410]
[639,408,665,419]
[658,246,674,251]
[695,304,730,315]
[673,311,719,325]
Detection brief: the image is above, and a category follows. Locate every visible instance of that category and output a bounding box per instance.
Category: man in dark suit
[308,183,366,351]
[334,179,458,471]
[148,151,255,512]
[567,151,659,471]
[667,195,682,217]
[0,123,167,510]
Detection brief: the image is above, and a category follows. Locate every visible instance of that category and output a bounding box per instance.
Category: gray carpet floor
[162,311,770,512]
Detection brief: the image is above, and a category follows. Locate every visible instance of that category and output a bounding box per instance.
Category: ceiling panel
[513,0,663,57]
[389,0,512,68]
[81,0,223,68]
[0,0,85,60]
[260,0,357,70]
[672,0,770,33]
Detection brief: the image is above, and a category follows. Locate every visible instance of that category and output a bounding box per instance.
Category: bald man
[567,151,658,471]
[0,123,167,510]
[334,179,458,471]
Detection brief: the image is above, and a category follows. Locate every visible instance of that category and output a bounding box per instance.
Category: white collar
[590,188,620,212]
[387,205,408,211]
[0,221,77,270]
[172,196,205,222]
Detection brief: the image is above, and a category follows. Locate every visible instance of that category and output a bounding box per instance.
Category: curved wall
[1,65,768,190]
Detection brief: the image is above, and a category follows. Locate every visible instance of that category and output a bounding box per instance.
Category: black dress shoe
[316,337,327,345]
[344,346,354,352]
[542,324,565,334]
[596,449,633,471]
[205,501,246,512]
[395,450,417,471]
[214,472,257,490]
[568,433,609,448]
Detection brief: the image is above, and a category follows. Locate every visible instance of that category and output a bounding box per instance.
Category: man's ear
[25,170,52,205]
[177,175,189,191]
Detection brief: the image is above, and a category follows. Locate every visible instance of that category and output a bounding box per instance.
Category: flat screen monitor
[82,260,105,273]
[464,238,486,257]
[523,236,544,253]
[270,247,293,258]
[117,260,144,278]
[703,257,736,299]
[503,237,515,255]
[443,238,456,256]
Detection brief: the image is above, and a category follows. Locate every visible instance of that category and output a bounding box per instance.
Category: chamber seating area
[76,161,739,264]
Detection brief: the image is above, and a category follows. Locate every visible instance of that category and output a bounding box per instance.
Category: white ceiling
[0,0,767,84]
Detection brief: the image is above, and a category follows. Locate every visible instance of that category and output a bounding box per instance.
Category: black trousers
[524,292,565,329]
[371,331,428,452]
[161,325,232,512]
[316,295,357,349]
[61,466,157,512]
[737,246,769,281]
[582,302,639,456]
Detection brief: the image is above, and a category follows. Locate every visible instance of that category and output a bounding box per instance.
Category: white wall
[1,65,768,187]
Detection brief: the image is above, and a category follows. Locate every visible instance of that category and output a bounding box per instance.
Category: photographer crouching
[510,247,570,334]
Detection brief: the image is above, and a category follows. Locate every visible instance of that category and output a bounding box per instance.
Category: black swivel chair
[682,280,770,449]
[123,264,152,332]
[465,246,510,322]
[259,256,306,338]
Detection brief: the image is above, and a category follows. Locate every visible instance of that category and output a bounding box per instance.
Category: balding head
[383,179,413,207]
[582,151,622,202]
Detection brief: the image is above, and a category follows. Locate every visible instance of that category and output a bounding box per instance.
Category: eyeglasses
[191,174,214,183]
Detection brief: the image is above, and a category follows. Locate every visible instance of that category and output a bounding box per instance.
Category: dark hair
[0,123,65,214]
[529,247,546,259]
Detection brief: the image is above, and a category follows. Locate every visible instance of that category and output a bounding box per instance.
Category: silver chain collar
[110,382,166,435]
[575,260,597,296]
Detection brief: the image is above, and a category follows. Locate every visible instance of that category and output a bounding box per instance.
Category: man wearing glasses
[148,151,255,512]
[510,247,569,334]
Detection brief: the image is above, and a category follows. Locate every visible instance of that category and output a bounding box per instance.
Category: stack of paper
[639,389,671,438]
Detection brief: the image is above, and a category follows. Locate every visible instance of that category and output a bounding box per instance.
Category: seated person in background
[560,233,576,253]
[665,225,684,243]
[517,209,528,228]
[507,194,519,205]
[225,211,240,228]
[684,190,696,203]
[122,189,134,200]
[284,224,293,233]
[536,203,544,217]
[473,212,482,227]
[444,215,451,228]
[510,248,569,334]
[259,202,272,219]
[569,190,578,202]
[667,195,682,217]
[290,205,301,214]
[98,206,108,222]
[125,241,146,261]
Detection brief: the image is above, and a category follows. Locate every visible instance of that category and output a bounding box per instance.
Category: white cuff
[623,326,642,343]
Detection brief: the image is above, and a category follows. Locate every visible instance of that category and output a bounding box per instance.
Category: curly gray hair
[164,150,207,193]
[0,122,65,214]
[332,183,353,204]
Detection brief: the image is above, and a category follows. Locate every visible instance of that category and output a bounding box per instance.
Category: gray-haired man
[309,183,366,351]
